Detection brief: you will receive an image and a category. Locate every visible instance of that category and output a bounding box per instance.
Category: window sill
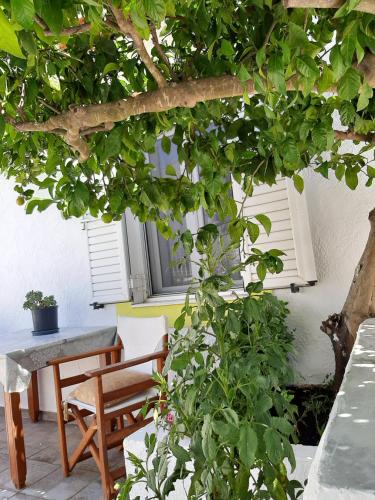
[130,289,247,308]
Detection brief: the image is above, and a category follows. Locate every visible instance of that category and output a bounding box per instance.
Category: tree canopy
[0,0,374,225]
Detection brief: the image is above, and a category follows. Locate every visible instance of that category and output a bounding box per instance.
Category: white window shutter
[83,216,130,305]
[232,177,317,290]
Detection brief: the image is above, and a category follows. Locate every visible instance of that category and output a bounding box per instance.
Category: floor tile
[0,460,59,492]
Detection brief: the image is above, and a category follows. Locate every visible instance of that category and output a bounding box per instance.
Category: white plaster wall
[277,168,375,383]
[0,177,116,412]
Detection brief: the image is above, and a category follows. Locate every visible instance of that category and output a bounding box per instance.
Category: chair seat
[67,368,155,411]
[67,387,159,414]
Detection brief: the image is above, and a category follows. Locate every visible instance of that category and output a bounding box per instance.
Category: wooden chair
[50,315,169,499]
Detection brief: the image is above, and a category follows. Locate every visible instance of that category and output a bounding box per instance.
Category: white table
[0,326,117,489]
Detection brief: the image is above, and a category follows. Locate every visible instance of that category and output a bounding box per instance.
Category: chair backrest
[117,315,168,374]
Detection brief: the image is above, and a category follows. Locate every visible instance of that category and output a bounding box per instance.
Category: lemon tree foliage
[0,0,374,226]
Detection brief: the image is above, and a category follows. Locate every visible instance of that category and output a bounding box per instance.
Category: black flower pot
[31,306,59,335]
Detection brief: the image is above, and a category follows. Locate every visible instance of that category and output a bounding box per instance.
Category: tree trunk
[321,208,375,392]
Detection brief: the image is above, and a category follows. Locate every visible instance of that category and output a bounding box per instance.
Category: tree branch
[334,130,375,143]
[283,0,375,14]
[10,72,375,161]
[35,15,92,36]
[150,23,172,70]
[110,6,167,88]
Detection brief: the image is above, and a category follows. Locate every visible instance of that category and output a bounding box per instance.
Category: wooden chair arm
[48,344,123,366]
[85,350,169,378]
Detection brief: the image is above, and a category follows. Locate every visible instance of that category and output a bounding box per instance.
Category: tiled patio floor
[0,410,124,499]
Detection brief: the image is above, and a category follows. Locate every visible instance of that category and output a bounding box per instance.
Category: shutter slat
[84,216,130,304]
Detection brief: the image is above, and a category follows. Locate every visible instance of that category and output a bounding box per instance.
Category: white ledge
[305,318,375,499]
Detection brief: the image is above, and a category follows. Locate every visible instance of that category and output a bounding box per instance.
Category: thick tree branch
[283,0,375,14]
[334,130,375,143]
[35,15,92,36]
[110,6,167,88]
[10,68,375,161]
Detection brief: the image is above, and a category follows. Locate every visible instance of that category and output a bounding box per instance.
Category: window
[145,138,242,295]
[85,146,317,305]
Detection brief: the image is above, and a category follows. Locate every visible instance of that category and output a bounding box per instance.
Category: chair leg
[53,365,69,476]
[95,379,112,500]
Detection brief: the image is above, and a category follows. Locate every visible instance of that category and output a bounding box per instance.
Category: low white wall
[0,179,116,412]
[305,319,375,499]
[1,162,375,410]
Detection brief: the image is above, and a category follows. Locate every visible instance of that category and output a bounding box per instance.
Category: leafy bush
[23,290,57,310]
[121,227,301,500]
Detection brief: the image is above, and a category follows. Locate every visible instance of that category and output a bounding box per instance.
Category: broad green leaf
[247,221,260,243]
[0,10,25,58]
[47,75,61,91]
[237,64,251,83]
[238,424,257,468]
[161,135,171,154]
[296,55,319,80]
[103,63,118,75]
[11,0,35,29]
[268,53,285,94]
[330,45,345,80]
[357,82,373,112]
[345,167,358,190]
[338,68,361,101]
[220,40,235,57]
[0,115,5,139]
[255,214,271,235]
[292,174,304,193]
[264,428,283,464]
[257,261,267,281]
[165,164,176,176]
[36,0,63,34]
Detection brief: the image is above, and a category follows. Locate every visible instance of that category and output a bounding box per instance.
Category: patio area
[0,409,118,499]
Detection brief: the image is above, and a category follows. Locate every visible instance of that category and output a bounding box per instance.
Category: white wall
[278,168,375,383]
[0,178,116,411]
[0,163,374,410]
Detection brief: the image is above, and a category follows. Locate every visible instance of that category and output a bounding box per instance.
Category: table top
[0,325,117,393]
[0,326,116,356]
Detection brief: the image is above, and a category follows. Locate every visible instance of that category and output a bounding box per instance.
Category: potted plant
[23,290,58,335]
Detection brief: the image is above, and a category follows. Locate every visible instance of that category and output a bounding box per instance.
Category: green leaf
[11,0,35,29]
[220,40,235,57]
[335,163,345,181]
[247,222,260,243]
[338,68,361,101]
[237,64,251,82]
[103,63,118,75]
[161,136,171,154]
[257,261,267,281]
[340,101,356,126]
[165,164,176,176]
[104,127,122,159]
[330,45,345,81]
[238,424,257,468]
[47,75,61,92]
[26,198,54,214]
[296,55,319,80]
[36,0,63,34]
[345,167,358,190]
[256,47,265,69]
[292,174,304,193]
[264,428,283,464]
[0,10,25,58]
[255,214,271,235]
[174,313,186,330]
[268,53,285,94]
[357,82,373,112]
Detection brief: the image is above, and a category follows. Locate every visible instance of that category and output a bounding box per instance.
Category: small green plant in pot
[23,290,58,335]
